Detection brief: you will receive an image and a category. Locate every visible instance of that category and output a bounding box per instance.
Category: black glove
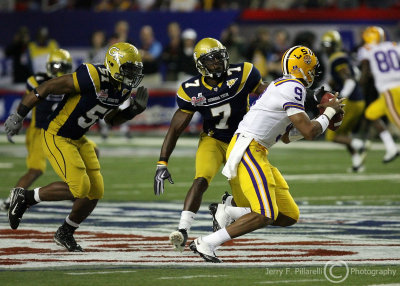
[154,163,174,195]
[132,86,149,115]
[5,113,24,142]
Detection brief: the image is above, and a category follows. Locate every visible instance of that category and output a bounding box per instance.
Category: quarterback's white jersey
[358,42,400,93]
[236,77,306,148]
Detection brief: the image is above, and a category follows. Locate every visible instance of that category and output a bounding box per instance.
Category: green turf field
[0,136,399,205]
[1,136,399,285]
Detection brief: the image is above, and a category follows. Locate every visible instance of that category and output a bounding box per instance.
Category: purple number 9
[294,86,303,101]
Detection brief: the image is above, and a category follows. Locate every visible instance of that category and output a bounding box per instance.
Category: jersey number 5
[78,105,109,128]
[211,103,231,129]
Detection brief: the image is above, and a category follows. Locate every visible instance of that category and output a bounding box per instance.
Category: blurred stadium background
[0,1,400,285]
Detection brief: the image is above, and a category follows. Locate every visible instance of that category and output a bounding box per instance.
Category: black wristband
[16,103,30,118]
[33,88,44,100]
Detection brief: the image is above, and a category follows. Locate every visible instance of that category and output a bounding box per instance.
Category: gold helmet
[362,26,385,44]
[321,30,342,52]
[104,42,144,88]
[193,37,229,78]
[46,49,72,78]
[281,45,319,88]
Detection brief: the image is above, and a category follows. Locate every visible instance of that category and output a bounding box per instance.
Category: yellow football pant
[25,125,47,172]
[41,130,104,199]
[227,135,299,221]
[325,98,365,141]
[365,86,400,129]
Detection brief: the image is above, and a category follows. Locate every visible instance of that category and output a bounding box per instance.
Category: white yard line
[65,270,137,275]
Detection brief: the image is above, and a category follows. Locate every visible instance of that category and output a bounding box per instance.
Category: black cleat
[189,238,221,263]
[8,188,28,229]
[221,191,232,204]
[54,225,84,252]
[209,203,221,232]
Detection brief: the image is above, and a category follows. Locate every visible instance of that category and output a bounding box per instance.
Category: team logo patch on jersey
[97,89,109,102]
[191,93,206,106]
[226,78,238,88]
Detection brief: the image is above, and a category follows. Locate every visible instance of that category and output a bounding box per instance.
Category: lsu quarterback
[153,37,268,252]
[189,46,344,262]
[5,42,148,252]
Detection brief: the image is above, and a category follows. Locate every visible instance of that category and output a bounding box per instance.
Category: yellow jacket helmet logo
[281,45,319,88]
[193,37,229,79]
[362,26,385,44]
[104,42,144,88]
[46,48,72,78]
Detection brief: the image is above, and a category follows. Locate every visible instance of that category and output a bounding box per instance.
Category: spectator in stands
[162,21,182,82]
[5,26,31,83]
[139,25,163,85]
[169,0,199,11]
[268,29,291,78]
[113,20,132,43]
[177,28,198,81]
[220,23,246,64]
[87,30,107,64]
[245,27,274,80]
[28,27,59,74]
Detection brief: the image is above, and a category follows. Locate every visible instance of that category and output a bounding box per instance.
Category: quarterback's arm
[288,94,344,141]
[18,74,76,116]
[253,81,269,95]
[159,109,193,162]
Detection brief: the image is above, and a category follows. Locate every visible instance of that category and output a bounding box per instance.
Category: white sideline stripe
[158,275,228,280]
[66,270,136,275]
[0,163,13,168]
[256,279,326,284]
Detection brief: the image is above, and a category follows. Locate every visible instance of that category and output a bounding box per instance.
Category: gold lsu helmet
[281,45,319,88]
[193,37,229,78]
[104,42,144,88]
[362,26,385,44]
[46,49,72,78]
[321,30,342,51]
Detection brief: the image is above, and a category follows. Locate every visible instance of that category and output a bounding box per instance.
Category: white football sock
[178,210,196,231]
[33,187,42,203]
[350,138,364,151]
[225,206,251,220]
[66,216,80,228]
[379,130,397,152]
[202,227,231,249]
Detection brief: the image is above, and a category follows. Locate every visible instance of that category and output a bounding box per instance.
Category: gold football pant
[227,135,299,221]
[365,86,400,129]
[41,130,104,199]
[25,125,47,172]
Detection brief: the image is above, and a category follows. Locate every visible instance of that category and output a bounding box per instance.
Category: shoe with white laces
[169,229,188,252]
[189,237,221,263]
[8,188,28,229]
[383,150,399,164]
[209,203,234,232]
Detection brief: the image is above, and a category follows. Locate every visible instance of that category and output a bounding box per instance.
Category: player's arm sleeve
[73,63,99,97]
[243,62,262,93]
[280,81,306,116]
[176,85,195,114]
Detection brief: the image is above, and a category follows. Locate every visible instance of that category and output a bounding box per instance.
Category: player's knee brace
[87,170,104,200]
[69,173,91,198]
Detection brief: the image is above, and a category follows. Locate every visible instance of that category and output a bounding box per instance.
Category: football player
[153,37,268,252]
[189,45,344,262]
[358,26,399,163]
[1,49,99,211]
[320,30,367,172]
[5,42,148,252]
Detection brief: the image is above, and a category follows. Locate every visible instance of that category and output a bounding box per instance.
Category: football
[318,92,343,131]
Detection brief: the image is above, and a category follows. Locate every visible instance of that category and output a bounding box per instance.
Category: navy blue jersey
[44,63,133,139]
[329,52,363,101]
[26,73,64,129]
[176,62,262,143]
